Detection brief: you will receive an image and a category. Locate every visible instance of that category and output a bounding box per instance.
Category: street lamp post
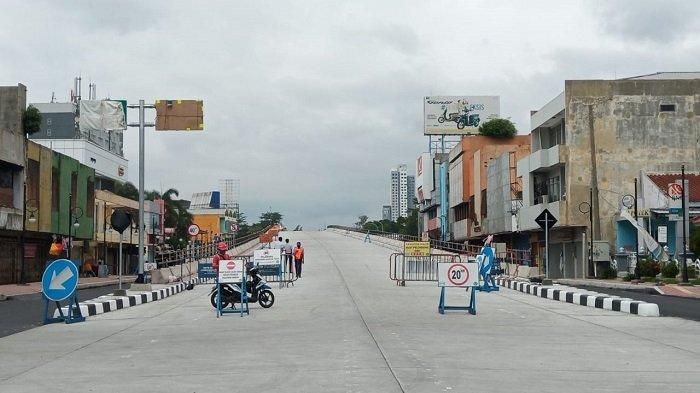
[67,193,83,260]
[19,191,38,284]
[578,190,593,278]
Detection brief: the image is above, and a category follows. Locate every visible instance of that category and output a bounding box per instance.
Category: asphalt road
[576,285,700,321]
[0,285,119,338]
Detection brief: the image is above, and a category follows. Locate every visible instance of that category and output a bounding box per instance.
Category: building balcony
[452,219,468,241]
[525,144,562,173]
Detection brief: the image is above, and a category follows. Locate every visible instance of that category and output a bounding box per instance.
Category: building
[415,152,447,240]
[515,73,700,278]
[382,205,392,221]
[390,165,410,220]
[447,135,531,242]
[0,84,27,283]
[29,99,128,189]
[406,175,415,210]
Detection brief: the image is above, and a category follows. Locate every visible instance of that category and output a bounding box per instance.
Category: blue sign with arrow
[42,259,79,302]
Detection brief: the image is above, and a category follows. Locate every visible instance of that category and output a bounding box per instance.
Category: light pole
[67,193,83,260]
[578,190,593,277]
[681,165,689,283]
[20,194,38,284]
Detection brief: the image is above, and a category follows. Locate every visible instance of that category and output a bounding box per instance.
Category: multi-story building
[407,175,415,210]
[390,165,410,220]
[29,100,128,189]
[382,205,392,221]
[516,73,700,278]
[219,178,240,210]
[448,135,530,242]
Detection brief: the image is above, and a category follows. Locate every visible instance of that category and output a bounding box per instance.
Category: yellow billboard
[404,241,430,256]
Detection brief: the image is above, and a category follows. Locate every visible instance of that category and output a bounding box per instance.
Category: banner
[424,96,499,135]
[404,241,430,256]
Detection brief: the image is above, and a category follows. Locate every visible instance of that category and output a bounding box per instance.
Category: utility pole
[681,165,689,283]
[588,104,601,240]
[634,178,639,278]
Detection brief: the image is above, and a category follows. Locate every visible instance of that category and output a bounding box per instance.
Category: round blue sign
[42,259,79,302]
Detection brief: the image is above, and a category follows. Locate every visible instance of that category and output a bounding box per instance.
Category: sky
[1,0,699,229]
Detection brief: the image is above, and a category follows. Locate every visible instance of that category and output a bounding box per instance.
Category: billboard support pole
[128,100,155,283]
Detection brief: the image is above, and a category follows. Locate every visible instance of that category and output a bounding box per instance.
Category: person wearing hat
[212,242,231,273]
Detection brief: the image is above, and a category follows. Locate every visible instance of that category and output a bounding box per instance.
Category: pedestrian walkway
[0,231,698,393]
[658,284,700,298]
[0,275,136,298]
[558,278,700,299]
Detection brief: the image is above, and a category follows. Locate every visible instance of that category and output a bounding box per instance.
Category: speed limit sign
[438,262,479,287]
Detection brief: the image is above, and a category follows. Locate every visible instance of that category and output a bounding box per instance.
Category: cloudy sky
[1,0,698,229]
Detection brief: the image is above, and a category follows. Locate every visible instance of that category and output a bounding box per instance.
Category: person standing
[212,242,231,276]
[293,241,304,278]
[283,239,294,275]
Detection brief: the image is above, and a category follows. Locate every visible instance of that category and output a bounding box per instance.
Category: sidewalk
[0,275,136,298]
[556,278,700,299]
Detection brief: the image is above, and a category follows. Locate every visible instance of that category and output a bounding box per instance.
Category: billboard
[415,153,434,202]
[424,96,499,135]
[155,99,204,131]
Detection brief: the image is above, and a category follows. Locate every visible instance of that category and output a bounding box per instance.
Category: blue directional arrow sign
[42,259,79,302]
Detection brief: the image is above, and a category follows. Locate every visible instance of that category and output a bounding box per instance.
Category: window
[86,178,94,217]
[27,160,40,203]
[47,118,52,125]
[51,167,60,211]
[0,163,14,207]
[47,128,52,136]
[71,172,78,201]
[660,104,676,112]
[454,204,468,221]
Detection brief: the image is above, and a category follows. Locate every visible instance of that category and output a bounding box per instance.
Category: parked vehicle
[457,111,480,129]
[209,266,275,309]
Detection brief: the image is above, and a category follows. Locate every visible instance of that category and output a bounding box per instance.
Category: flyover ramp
[0,230,698,392]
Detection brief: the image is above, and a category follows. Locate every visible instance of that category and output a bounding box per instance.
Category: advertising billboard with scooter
[424,96,500,135]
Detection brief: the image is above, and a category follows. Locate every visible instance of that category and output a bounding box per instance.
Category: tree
[356,215,369,228]
[478,118,517,138]
[114,181,139,200]
[23,105,42,135]
[259,211,283,228]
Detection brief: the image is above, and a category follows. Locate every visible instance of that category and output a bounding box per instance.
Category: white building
[390,165,410,220]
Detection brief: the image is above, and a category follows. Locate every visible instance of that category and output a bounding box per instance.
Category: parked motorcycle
[209,266,275,309]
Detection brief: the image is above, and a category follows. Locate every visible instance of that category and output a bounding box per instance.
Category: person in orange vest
[293,241,304,278]
[212,242,231,274]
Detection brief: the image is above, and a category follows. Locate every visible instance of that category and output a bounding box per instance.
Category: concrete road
[0,231,698,393]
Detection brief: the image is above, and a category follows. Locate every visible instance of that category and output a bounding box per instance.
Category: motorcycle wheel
[258,290,275,308]
[438,116,445,123]
[474,118,480,127]
[210,291,231,309]
[457,119,465,129]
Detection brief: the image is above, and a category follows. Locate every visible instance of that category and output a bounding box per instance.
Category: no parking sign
[438,262,479,287]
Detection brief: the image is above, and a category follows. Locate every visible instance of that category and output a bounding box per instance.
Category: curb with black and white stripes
[54,278,214,318]
[496,278,660,317]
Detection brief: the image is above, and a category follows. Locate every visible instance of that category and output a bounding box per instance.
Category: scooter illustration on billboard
[437,99,480,129]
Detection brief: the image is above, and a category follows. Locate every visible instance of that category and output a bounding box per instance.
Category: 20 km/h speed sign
[437,262,479,287]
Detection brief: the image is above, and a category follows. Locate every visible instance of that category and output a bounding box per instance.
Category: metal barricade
[390,253,461,286]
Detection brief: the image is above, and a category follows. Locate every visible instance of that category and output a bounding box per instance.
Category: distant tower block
[219,179,240,209]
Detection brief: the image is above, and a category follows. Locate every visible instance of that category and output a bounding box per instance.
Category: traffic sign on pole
[535,209,556,279]
[187,224,200,237]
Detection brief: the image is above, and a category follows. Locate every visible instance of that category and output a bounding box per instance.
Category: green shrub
[601,267,618,279]
[23,105,41,135]
[638,259,660,278]
[662,261,679,278]
[690,278,700,285]
[622,273,633,282]
[661,277,679,284]
[478,118,517,138]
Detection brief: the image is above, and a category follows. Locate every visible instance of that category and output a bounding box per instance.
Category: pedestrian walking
[283,239,294,275]
[293,241,304,278]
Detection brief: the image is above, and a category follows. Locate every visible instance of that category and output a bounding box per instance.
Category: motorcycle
[209,266,275,309]
[457,111,480,129]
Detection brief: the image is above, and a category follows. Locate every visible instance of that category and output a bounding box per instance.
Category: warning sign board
[218,259,243,283]
[437,262,479,287]
[253,249,282,266]
[404,241,430,256]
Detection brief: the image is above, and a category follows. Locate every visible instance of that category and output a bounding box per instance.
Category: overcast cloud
[1,0,698,229]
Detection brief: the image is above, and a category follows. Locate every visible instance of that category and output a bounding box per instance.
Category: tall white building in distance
[390,165,414,221]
